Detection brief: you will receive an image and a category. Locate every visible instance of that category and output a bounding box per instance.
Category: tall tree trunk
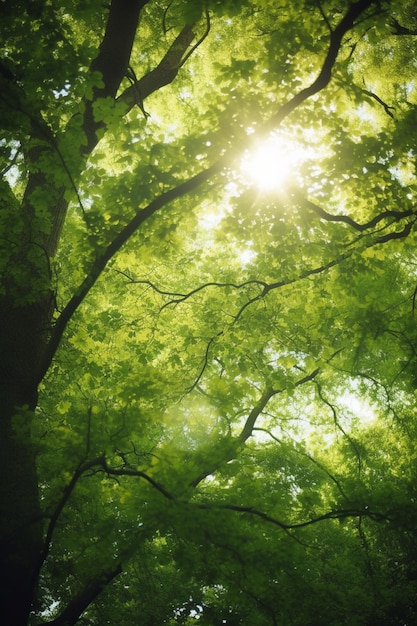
[0,297,49,624]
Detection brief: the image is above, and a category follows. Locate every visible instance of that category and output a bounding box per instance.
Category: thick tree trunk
[0,387,42,624]
[0,299,48,625]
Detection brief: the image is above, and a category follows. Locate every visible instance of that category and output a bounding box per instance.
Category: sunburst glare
[241,131,318,191]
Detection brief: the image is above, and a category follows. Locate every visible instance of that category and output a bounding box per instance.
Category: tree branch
[253,427,350,502]
[35,453,173,626]
[293,189,414,232]
[116,24,196,116]
[188,387,276,489]
[262,0,378,135]
[113,274,267,310]
[98,457,174,500]
[389,17,417,36]
[82,0,150,149]
[34,452,173,590]
[42,563,122,626]
[199,502,392,530]
[37,160,224,383]
[376,219,416,243]
[361,86,395,118]
[315,382,362,474]
[235,251,353,320]
[91,0,150,98]
[184,331,224,395]
[238,368,320,443]
[33,455,107,590]
[189,368,319,488]
[237,387,278,444]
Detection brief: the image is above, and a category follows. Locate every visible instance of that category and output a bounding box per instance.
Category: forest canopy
[1,0,417,624]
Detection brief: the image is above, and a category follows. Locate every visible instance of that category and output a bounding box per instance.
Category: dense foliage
[1,0,417,624]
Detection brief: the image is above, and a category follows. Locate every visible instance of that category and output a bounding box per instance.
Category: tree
[1,0,417,623]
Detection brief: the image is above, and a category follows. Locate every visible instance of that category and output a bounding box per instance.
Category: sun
[241,132,311,191]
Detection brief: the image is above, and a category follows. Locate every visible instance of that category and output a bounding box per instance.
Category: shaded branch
[34,452,173,586]
[114,273,267,308]
[293,189,414,231]
[184,331,224,394]
[91,0,150,98]
[412,282,417,316]
[98,457,174,500]
[239,585,278,626]
[180,10,211,67]
[262,0,379,135]
[315,382,363,474]
[375,219,416,243]
[317,2,333,33]
[33,455,107,588]
[253,427,350,502]
[82,0,150,150]
[39,451,174,626]
[37,159,224,383]
[43,496,389,626]
[0,145,21,177]
[389,17,417,36]
[117,24,196,116]
[361,87,395,118]
[42,563,122,626]
[201,502,392,530]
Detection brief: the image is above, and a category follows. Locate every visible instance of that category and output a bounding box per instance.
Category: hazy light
[241,132,317,191]
[238,246,257,266]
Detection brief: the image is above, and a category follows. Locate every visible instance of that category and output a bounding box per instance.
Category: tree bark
[0,375,42,624]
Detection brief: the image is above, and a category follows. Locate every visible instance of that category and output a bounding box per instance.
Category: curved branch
[117,24,196,116]
[234,209,416,321]
[361,87,395,118]
[376,219,416,243]
[160,279,266,311]
[99,458,174,500]
[37,160,224,383]
[262,0,378,136]
[82,0,150,150]
[235,250,353,320]
[184,331,224,394]
[33,455,107,586]
[203,502,392,529]
[253,427,350,502]
[294,190,414,232]
[34,452,173,585]
[315,382,363,474]
[179,10,211,67]
[114,273,268,309]
[42,563,122,626]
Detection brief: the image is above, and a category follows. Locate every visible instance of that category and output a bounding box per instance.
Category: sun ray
[241,131,320,191]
